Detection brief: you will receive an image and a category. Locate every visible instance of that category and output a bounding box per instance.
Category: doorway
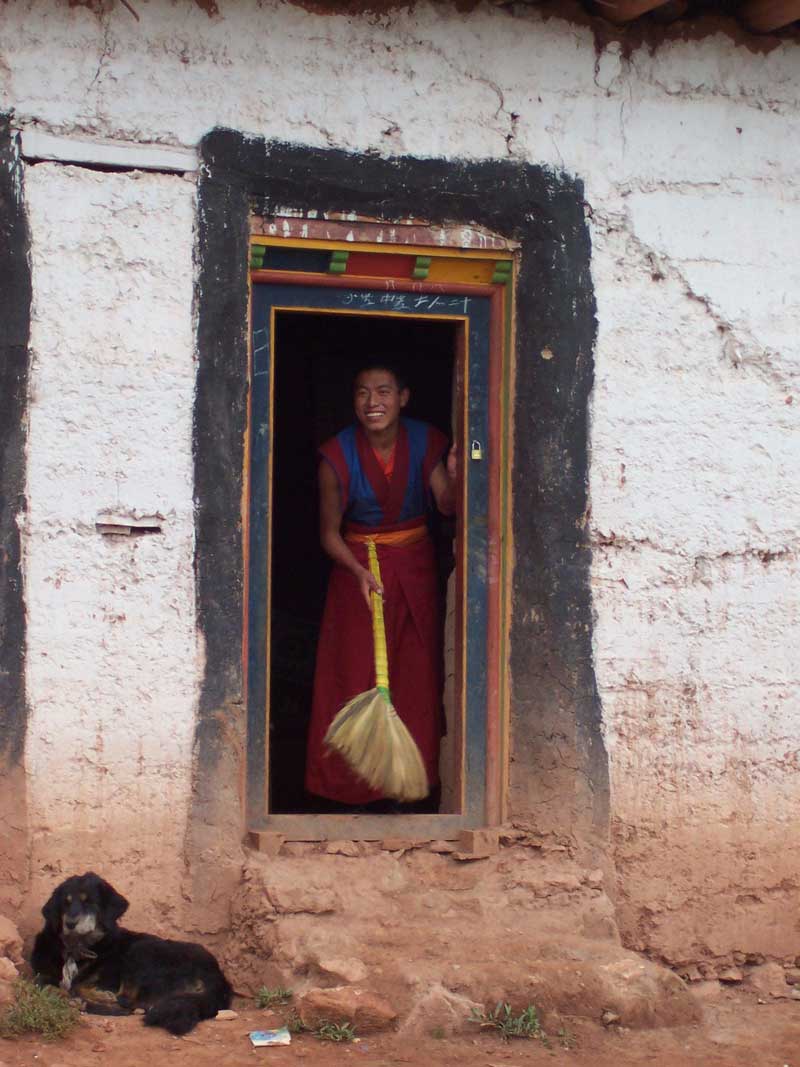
[268,310,457,813]
[247,264,502,836]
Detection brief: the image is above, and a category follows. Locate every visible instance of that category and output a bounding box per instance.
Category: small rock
[326,841,360,858]
[428,841,456,854]
[601,1010,620,1026]
[298,987,397,1032]
[784,969,800,985]
[746,962,790,999]
[792,987,800,1001]
[0,963,17,1006]
[215,1009,238,1020]
[313,957,368,985]
[678,965,702,983]
[586,869,605,888]
[0,917,23,965]
[381,838,415,852]
[451,852,490,863]
[399,986,482,1037]
[690,981,724,1003]
[718,967,744,983]
[697,962,717,979]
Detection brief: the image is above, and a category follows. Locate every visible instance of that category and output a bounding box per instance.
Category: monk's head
[353,363,409,436]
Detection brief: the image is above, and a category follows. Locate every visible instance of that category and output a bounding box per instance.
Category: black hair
[352,360,408,392]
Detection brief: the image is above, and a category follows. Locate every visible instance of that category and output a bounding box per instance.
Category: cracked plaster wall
[21,163,199,932]
[2,0,799,961]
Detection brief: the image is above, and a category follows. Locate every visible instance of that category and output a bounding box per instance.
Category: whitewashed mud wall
[22,164,199,930]
[2,0,799,960]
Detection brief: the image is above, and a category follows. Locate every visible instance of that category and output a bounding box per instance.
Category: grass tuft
[0,979,81,1041]
[315,1020,357,1042]
[255,986,293,1009]
[469,1002,548,1043]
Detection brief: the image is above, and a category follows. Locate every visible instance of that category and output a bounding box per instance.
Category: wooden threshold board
[248,813,473,842]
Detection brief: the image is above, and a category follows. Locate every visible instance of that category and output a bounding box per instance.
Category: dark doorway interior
[269,310,457,813]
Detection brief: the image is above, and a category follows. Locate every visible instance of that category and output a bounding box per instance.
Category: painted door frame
[246,266,510,839]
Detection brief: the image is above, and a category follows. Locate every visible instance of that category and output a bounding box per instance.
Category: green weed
[285,1010,309,1034]
[469,1002,548,1043]
[315,1020,357,1042]
[0,979,81,1041]
[557,1024,576,1049]
[255,986,293,1009]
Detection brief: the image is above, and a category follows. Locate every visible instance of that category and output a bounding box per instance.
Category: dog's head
[41,872,129,944]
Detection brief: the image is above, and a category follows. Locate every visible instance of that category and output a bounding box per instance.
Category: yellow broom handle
[367,540,390,693]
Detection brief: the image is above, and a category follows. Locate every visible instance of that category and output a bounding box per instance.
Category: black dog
[31,872,232,1035]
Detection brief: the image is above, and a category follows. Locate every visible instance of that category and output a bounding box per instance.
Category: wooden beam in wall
[592,0,672,23]
[739,0,800,31]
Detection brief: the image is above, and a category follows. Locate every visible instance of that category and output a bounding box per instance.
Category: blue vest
[337,418,433,528]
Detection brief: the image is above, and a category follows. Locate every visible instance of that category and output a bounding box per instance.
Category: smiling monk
[305,362,457,809]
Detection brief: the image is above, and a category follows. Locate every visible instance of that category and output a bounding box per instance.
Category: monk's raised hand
[357,566,383,609]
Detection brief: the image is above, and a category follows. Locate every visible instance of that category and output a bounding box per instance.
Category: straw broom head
[324,688,428,802]
[323,541,429,802]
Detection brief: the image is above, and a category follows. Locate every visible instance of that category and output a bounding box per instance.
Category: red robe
[305,421,447,805]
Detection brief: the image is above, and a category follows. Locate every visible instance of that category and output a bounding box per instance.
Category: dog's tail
[144,977,233,1036]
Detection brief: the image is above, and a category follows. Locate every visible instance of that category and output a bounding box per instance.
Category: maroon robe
[305,422,447,805]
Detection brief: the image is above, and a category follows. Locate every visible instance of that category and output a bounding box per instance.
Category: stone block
[457,829,499,856]
[298,986,397,1032]
[247,832,284,856]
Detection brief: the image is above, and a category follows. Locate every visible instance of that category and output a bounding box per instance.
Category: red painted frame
[249,268,505,824]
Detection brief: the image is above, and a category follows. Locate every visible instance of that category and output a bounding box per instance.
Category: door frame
[245,256,511,839]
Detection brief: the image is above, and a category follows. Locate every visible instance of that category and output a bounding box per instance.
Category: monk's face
[353,368,409,435]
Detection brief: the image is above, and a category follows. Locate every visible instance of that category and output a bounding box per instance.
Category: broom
[323,539,429,802]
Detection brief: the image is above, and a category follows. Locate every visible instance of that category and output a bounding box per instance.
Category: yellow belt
[345,525,428,547]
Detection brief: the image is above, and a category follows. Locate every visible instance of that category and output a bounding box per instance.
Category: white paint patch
[23,163,199,929]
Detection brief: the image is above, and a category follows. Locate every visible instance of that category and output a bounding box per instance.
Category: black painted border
[0,116,31,770]
[192,130,608,841]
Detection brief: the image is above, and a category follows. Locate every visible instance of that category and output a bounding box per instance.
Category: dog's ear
[41,884,64,932]
[93,875,129,924]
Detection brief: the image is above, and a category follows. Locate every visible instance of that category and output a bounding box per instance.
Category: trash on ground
[250,1027,292,1047]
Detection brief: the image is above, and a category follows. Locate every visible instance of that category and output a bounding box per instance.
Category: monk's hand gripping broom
[323,540,429,802]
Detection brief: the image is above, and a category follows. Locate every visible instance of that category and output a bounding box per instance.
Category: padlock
[470,440,484,460]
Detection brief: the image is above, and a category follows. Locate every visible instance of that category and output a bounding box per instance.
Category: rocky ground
[1,990,800,1067]
[4,843,800,1067]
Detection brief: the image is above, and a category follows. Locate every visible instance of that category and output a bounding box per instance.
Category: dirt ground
[1,989,799,1067]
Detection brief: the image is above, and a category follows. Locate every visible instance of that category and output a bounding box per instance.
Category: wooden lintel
[593,0,672,22]
[739,0,800,31]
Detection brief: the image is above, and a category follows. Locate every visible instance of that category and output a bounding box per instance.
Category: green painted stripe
[413,255,431,280]
[329,250,350,274]
[491,260,513,285]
